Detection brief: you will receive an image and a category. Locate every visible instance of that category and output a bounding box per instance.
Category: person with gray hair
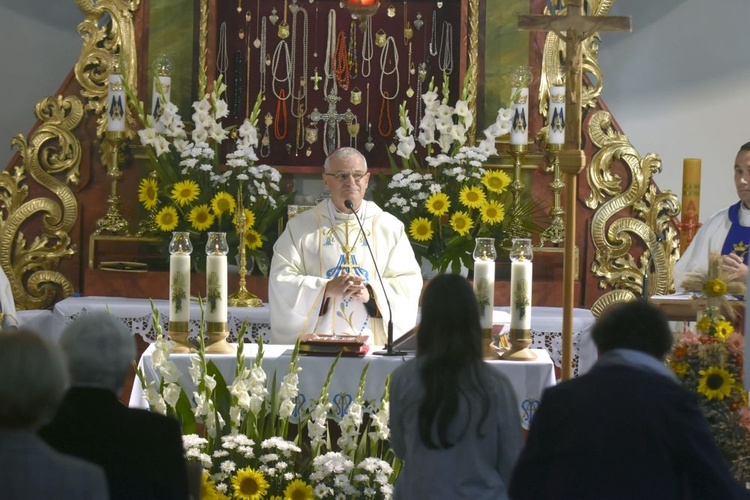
[40,312,189,500]
[0,328,109,499]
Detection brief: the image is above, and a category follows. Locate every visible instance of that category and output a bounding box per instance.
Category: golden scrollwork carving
[1,96,83,310]
[74,0,140,137]
[585,110,680,316]
[465,0,479,142]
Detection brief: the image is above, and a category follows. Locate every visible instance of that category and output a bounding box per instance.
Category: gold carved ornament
[1,96,84,310]
[584,111,680,318]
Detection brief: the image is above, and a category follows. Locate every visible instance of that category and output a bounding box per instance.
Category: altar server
[40,312,189,500]
[269,147,422,345]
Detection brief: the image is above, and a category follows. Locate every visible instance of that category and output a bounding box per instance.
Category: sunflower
[696,315,712,333]
[234,208,257,229]
[211,191,236,216]
[200,471,229,500]
[458,185,485,208]
[481,170,511,193]
[713,320,735,341]
[480,201,505,225]
[231,468,269,500]
[409,217,434,242]
[703,278,728,297]
[697,366,735,400]
[450,211,474,236]
[669,361,690,378]
[138,177,159,210]
[188,204,216,231]
[171,180,201,206]
[425,192,451,216]
[155,206,179,232]
[244,228,263,250]
[283,479,314,500]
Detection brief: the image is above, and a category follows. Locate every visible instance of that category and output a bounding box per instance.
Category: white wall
[1,0,746,222]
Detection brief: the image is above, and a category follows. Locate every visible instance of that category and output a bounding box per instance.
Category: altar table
[50,296,598,376]
[129,343,556,429]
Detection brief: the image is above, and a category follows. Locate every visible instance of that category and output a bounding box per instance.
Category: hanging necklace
[260,112,273,157]
[364,82,375,152]
[403,0,413,45]
[406,42,414,98]
[253,0,261,48]
[271,40,292,101]
[278,0,290,39]
[348,21,358,82]
[378,36,399,137]
[361,15,373,77]
[290,5,309,120]
[259,16,268,99]
[323,9,337,97]
[334,31,350,90]
[217,21,229,79]
[428,10,438,57]
[439,21,453,75]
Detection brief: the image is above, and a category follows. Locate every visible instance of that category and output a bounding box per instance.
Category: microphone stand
[344,199,405,356]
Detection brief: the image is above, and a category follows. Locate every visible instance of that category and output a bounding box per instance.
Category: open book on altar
[299,334,370,357]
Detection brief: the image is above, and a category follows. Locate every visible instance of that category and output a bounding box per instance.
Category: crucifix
[310,68,323,91]
[308,88,356,155]
[518,0,630,380]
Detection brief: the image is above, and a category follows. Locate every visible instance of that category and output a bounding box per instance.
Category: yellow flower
[244,228,263,250]
[425,192,451,216]
[481,170,511,193]
[703,278,727,297]
[211,191,236,216]
[234,208,257,229]
[697,366,735,400]
[138,177,159,210]
[231,467,269,500]
[458,185,485,208]
[696,315,712,333]
[283,479,314,500]
[450,211,474,236]
[200,471,229,500]
[155,206,179,232]
[669,361,690,378]
[713,320,734,341]
[409,217,434,242]
[480,201,505,225]
[188,204,216,231]
[171,180,201,206]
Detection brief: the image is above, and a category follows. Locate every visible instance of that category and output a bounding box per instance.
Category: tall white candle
[510,260,532,330]
[107,73,126,132]
[151,75,172,117]
[169,254,191,323]
[473,260,495,330]
[206,254,228,323]
[548,85,566,145]
[510,86,529,146]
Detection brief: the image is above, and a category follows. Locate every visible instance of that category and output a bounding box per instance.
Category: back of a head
[0,329,68,430]
[60,312,136,393]
[592,300,673,359]
[417,273,483,361]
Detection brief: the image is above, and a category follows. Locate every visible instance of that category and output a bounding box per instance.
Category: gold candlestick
[229,183,262,308]
[507,143,531,240]
[540,143,565,245]
[94,131,131,235]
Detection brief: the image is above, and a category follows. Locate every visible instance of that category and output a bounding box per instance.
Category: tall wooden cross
[519,1,631,380]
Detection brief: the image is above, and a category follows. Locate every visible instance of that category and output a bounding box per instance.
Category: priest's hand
[721,253,748,282]
[325,272,367,300]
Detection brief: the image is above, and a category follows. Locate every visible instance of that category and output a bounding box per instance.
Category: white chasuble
[269,199,422,345]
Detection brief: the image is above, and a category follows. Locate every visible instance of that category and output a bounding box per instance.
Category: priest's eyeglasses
[325,171,368,182]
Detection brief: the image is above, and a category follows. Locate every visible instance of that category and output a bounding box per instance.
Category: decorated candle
[510,87,529,146]
[473,238,497,331]
[107,71,126,132]
[548,85,566,145]
[168,232,192,325]
[205,232,229,325]
[509,238,533,331]
[151,54,173,118]
[680,158,701,252]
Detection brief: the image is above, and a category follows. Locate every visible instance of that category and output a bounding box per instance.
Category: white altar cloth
[49,296,597,376]
[129,343,556,429]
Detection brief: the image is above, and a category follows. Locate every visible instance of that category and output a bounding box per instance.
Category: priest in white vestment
[269,147,423,345]
[674,143,750,290]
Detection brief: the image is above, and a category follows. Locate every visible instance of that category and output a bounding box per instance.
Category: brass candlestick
[229,183,262,308]
[94,131,131,235]
[507,143,531,240]
[540,143,565,245]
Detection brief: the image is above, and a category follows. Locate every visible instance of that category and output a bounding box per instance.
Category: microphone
[344,199,404,356]
[642,231,666,300]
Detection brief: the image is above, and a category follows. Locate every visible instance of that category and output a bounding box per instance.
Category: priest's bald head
[322,147,371,213]
[734,142,750,209]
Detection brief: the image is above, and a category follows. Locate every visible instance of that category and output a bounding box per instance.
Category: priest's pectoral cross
[308,88,356,155]
[518,0,631,380]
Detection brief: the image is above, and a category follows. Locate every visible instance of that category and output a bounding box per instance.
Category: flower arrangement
[128,76,293,275]
[138,305,398,499]
[670,254,750,482]
[377,73,539,274]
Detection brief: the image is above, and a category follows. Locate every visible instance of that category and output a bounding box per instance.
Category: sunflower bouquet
[378,73,536,274]
[130,77,292,275]
[138,308,398,499]
[669,254,750,482]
